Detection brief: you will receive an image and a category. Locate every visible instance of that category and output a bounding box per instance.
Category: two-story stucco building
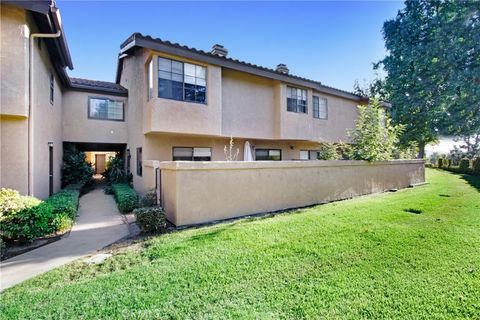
[1,0,370,198]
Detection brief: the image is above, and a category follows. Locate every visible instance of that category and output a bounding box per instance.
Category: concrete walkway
[0,188,130,291]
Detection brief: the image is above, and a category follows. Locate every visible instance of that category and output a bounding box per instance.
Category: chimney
[276,63,289,74]
[211,44,228,57]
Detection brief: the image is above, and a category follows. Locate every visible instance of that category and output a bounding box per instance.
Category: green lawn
[1,169,479,319]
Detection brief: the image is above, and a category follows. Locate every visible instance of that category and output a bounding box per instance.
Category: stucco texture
[158,160,426,226]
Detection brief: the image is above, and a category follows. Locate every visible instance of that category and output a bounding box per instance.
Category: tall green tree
[379,0,480,158]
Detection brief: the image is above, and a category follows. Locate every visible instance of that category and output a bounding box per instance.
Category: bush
[0,187,79,243]
[317,143,341,160]
[459,159,470,171]
[62,143,94,187]
[140,189,157,207]
[134,206,166,233]
[473,157,480,175]
[112,184,138,213]
[104,154,131,184]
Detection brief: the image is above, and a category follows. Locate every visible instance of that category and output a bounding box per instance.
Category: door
[49,143,53,196]
[95,154,106,174]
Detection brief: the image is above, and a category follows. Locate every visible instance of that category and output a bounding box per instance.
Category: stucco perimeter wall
[159,160,425,226]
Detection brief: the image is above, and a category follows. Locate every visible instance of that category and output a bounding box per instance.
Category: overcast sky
[59,1,404,92]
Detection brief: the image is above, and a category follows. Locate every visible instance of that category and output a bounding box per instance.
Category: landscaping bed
[1,169,479,318]
[0,184,84,260]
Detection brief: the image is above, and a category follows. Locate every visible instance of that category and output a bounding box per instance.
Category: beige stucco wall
[222,70,276,139]
[145,51,223,136]
[144,133,322,163]
[138,49,361,144]
[120,49,148,193]
[157,160,425,226]
[0,5,64,199]
[62,91,127,143]
[277,83,360,142]
[0,5,29,117]
[0,118,29,194]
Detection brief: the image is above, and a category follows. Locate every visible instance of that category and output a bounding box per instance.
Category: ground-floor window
[300,150,320,160]
[173,147,212,161]
[255,149,282,161]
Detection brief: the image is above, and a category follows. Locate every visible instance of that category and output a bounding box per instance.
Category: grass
[1,169,479,319]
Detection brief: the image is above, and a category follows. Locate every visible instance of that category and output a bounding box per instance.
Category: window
[173,147,212,161]
[255,149,282,161]
[287,86,307,113]
[49,73,54,105]
[147,59,153,100]
[88,97,124,121]
[136,147,142,176]
[313,96,328,119]
[300,150,320,160]
[158,57,206,104]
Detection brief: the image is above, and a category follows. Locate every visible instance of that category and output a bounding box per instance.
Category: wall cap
[158,160,425,171]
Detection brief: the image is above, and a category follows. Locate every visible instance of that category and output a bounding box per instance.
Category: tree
[379,0,480,158]
[348,99,404,161]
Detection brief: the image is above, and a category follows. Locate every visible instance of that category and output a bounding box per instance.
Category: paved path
[0,188,130,291]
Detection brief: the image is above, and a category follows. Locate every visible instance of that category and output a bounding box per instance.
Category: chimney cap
[211,44,228,57]
[276,63,289,74]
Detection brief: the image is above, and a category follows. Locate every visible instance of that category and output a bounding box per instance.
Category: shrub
[317,143,341,160]
[134,206,166,233]
[62,143,94,187]
[140,189,157,207]
[473,157,480,175]
[104,186,114,195]
[0,188,41,220]
[104,154,130,184]
[0,187,79,243]
[459,159,470,171]
[112,184,138,213]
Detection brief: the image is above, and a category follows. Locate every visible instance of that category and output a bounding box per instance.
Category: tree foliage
[348,99,404,161]
[378,0,480,157]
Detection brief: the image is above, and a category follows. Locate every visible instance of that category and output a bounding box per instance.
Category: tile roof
[119,33,365,101]
[69,77,128,95]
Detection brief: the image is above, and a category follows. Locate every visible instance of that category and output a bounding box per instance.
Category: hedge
[0,186,80,243]
[111,184,138,213]
[437,158,480,176]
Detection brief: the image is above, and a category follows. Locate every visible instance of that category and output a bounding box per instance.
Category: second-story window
[287,86,307,113]
[313,96,328,119]
[88,97,124,121]
[158,57,207,104]
[49,73,54,105]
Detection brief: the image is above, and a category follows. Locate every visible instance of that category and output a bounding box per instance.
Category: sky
[59,1,404,92]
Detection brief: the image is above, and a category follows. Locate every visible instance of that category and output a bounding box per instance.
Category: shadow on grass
[461,174,480,193]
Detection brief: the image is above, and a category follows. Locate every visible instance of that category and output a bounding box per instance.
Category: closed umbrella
[244,141,253,161]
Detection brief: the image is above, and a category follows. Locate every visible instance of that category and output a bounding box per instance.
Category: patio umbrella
[244,141,253,161]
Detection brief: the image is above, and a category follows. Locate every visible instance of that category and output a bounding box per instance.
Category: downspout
[28,30,61,196]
